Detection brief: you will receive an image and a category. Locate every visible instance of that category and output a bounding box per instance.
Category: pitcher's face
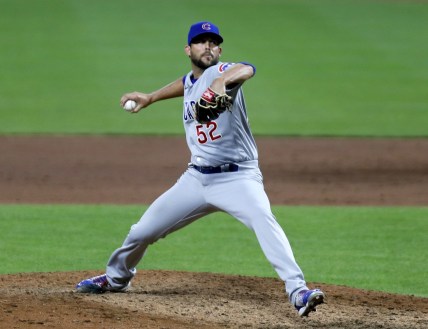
[186,37,222,70]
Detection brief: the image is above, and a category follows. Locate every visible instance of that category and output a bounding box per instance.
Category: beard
[190,52,219,70]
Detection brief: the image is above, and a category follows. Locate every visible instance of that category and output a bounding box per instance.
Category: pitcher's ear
[184,45,191,57]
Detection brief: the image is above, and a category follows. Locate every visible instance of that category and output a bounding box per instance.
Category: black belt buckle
[220,163,239,173]
[191,163,239,174]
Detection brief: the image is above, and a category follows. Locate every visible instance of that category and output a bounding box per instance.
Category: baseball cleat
[76,274,110,293]
[75,274,130,294]
[295,289,325,317]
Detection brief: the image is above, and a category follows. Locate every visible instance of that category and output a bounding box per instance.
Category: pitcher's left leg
[208,172,307,300]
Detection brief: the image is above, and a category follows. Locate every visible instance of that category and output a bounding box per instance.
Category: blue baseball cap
[187,21,223,45]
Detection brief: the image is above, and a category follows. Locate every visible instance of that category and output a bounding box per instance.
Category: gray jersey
[183,62,258,167]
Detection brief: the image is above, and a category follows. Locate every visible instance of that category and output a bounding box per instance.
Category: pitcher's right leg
[76,170,213,292]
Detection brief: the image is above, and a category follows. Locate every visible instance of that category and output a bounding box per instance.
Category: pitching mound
[1,270,427,329]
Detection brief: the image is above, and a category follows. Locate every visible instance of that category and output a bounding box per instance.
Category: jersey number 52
[196,123,221,144]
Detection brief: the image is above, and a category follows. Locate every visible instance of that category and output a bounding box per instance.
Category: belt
[190,163,239,174]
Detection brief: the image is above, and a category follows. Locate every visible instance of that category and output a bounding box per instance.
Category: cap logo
[202,23,211,31]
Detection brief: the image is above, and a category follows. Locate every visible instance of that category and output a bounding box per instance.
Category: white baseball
[123,100,137,111]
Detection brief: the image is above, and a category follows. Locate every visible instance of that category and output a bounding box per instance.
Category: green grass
[0,205,427,297]
[1,0,427,136]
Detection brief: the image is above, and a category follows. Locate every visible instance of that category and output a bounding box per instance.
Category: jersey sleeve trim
[239,62,256,76]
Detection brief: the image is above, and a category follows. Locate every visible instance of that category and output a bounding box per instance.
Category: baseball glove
[194,87,232,124]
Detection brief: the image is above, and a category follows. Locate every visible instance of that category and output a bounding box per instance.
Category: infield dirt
[1,136,427,328]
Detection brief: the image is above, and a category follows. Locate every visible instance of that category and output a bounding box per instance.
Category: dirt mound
[1,271,427,329]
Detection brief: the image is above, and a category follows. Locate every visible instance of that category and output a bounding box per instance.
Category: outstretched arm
[120,77,184,113]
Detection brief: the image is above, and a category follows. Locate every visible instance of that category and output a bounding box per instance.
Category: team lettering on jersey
[184,101,196,121]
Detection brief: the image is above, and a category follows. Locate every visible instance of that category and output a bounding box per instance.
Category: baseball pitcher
[76,21,324,317]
